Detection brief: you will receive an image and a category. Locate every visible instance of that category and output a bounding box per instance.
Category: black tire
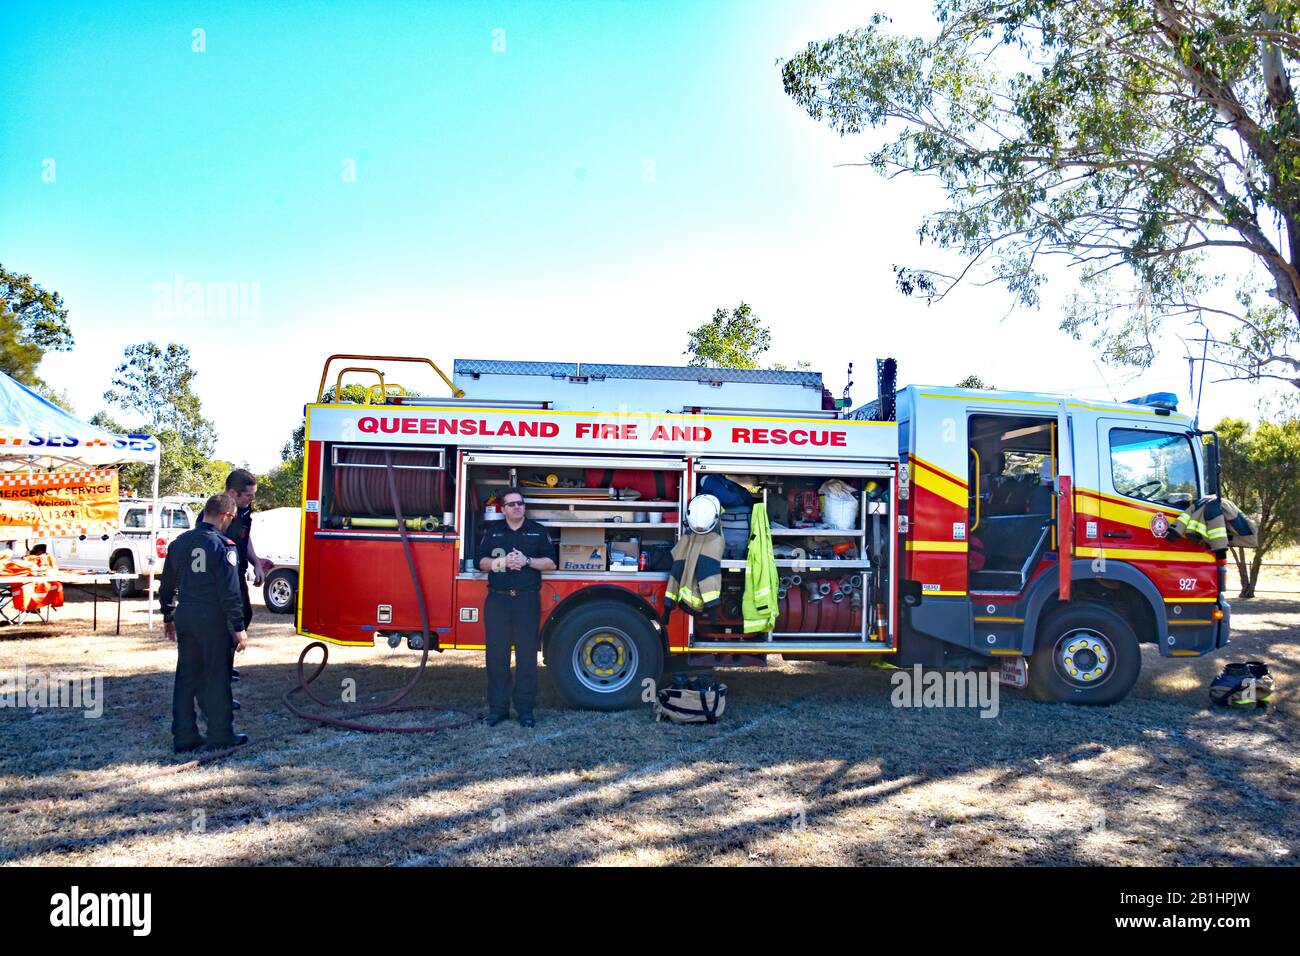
[1029,602,1140,705]
[263,568,298,614]
[111,555,139,598]
[546,602,664,711]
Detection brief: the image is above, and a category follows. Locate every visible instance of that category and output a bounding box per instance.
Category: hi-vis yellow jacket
[742,502,777,633]
[665,529,724,615]
[1171,496,1258,552]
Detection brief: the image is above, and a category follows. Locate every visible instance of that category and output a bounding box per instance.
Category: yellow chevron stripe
[1066,401,1189,420]
[911,462,968,508]
[1075,493,1180,530]
[920,393,1056,407]
[1164,597,1217,603]
[1075,546,1215,564]
[905,540,969,552]
[912,456,967,486]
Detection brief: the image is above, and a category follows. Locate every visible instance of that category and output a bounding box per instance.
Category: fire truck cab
[897,385,1228,703]
[297,356,1229,710]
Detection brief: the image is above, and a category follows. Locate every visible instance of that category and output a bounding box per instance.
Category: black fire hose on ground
[282,450,477,734]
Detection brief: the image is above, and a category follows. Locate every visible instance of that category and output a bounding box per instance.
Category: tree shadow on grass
[3,603,1297,866]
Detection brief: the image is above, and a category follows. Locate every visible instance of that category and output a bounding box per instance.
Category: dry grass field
[1,583,1296,867]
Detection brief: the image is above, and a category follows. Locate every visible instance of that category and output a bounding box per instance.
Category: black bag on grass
[653,674,728,724]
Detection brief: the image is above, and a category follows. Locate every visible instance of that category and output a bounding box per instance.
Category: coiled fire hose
[332,448,443,516]
[282,450,476,733]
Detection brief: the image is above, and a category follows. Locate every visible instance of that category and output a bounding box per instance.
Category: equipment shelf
[768,528,865,537]
[522,497,677,508]
[536,521,677,529]
[720,559,871,570]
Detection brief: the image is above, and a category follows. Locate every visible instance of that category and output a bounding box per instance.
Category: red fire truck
[297,355,1229,709]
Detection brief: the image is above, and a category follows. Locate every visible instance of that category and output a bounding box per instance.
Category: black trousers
[173,604,236,747]
[229,579,253,674]
[484,590,540,717]
[239,578,253,630]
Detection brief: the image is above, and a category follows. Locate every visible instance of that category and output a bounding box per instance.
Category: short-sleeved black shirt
[476,519,557,592]
[226,505,252,573]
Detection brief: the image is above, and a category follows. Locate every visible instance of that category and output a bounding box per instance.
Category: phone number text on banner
[0,470,119,536]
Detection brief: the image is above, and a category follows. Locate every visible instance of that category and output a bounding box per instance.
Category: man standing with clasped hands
[475,488,557,727]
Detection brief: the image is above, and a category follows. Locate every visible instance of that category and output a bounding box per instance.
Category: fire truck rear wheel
[548,603,663,711]
[1029,602,1140,705]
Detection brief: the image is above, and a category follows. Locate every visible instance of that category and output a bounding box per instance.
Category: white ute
[252,507,300,615]
[48,498,198,597]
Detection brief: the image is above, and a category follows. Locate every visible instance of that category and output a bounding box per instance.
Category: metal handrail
[365,382,406,405]
[331,367,385,403]
[317,354,464,403]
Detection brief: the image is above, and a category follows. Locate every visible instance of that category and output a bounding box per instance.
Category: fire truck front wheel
[548,603,663,711]
[1029,602,1141,705]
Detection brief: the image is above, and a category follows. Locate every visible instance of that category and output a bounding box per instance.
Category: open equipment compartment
[458,452,686,579]
[305,440,460,644]
[687,457,896,651]
[319,442,453,531]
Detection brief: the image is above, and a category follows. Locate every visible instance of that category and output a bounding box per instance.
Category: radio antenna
[1193,330,1209,429]
[1092,360,1119,402]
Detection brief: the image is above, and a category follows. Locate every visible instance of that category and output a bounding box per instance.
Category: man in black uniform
[223,469,272,700]
[159,493,250,753]
[476,487,557,727]
[224,469,272,631]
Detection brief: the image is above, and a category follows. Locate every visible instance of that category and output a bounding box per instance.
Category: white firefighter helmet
[686,494,721,534]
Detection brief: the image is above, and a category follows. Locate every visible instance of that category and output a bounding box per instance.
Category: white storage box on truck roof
[451,360,833,414]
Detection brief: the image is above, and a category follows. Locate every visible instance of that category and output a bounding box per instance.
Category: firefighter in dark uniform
[223,469,272,701]
[224,468,267,632]
[476,487,557,727]
[160,493,250,753]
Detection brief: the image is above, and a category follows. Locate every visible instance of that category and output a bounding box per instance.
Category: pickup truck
[49,498,198,597]
[252,507,300,615]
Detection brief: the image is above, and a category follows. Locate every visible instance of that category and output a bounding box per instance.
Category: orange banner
[0,470,119,536]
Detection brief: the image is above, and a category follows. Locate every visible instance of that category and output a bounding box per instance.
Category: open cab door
[1056,400,1074,602]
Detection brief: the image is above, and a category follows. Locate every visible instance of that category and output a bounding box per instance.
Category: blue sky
[1,1,1282,470]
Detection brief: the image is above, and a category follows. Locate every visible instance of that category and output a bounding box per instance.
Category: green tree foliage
[955,375,994,389]
[104,342,216,453]
[1214,414,1300,597]
[256,384,378,510]
[92,410,232,498]
[782,3,1300,386]
[34,384,75,413]
[686,303,772,368]
[0,263,74,386]
[98,342,220,497]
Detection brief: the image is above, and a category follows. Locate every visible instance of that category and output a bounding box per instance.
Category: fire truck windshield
[1109,428,1199,507]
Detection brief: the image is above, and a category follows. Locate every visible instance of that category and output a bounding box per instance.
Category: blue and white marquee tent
[0,369,164,627]
[0,370,160,471]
